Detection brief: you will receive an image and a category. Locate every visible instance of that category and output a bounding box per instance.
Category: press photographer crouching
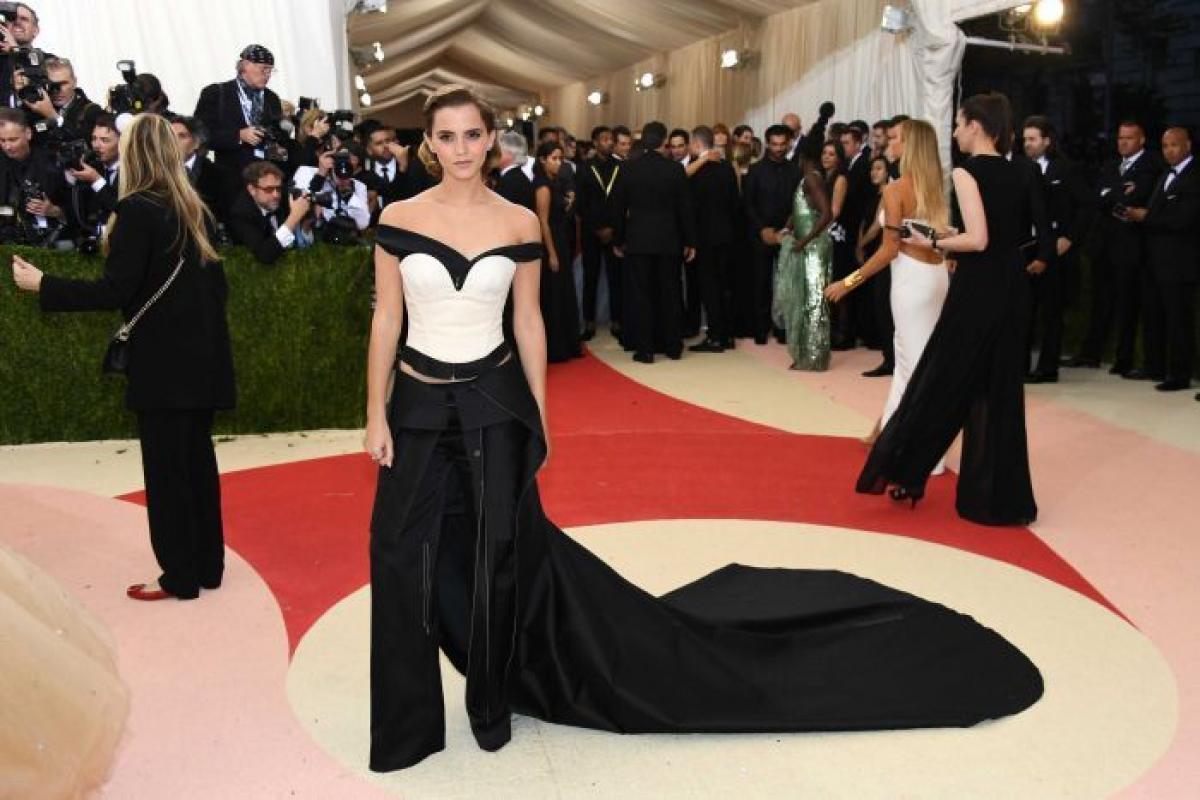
[10,113,236,602]
[61,113,119,253]
[291,146,369,244]
[0,105,67,246]
[228,160,313,263]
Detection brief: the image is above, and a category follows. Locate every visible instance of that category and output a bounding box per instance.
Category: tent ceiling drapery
[347,0,818,113]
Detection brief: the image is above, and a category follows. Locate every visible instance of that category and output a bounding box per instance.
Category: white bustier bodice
[376,226,544,363]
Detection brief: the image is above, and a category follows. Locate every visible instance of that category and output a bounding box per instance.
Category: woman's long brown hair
[108,113,219,262]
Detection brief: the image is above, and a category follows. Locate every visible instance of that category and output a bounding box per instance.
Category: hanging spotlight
[634,72,664,92]
[586,90,608,106]
[359,92,372,107]
[354,74,366,92]
[505,116,515,128]
[720,49,740,69]
[533,104,546,118]
[880,4,911,34]
[1032,0,1064,28]
[372,41,385,62]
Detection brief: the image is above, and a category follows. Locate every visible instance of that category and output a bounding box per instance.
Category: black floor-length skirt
[541,231,582,363]
[369,356,1043,770]
[857,246,1038,526]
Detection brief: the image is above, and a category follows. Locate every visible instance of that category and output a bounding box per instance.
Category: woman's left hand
[824,280,849,303]
[906,229,934,249]
[12,254,43,293]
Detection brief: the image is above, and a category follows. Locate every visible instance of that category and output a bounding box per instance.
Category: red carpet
[120,351,1118,653]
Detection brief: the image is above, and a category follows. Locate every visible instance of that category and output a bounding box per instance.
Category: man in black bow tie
[1124,126,1199,393]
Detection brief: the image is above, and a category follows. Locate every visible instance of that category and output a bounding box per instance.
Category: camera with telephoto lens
[289,173,334,209]
[255,110,291,164]
[55,138,104,172]
[15,47,52,105]
[107,60,144,114]
[326,110,356,135]
[332,149,354,180]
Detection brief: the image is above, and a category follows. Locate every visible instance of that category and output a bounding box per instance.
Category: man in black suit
[193,45,283,204]
[611,121,696,363]
[1125,127,1199,392]
[227,161,313,264]
[687,125,739,353]
[495,129,535,210]
[1022,116,1096,383]
[362,122,433,221]
[1070,121,1161,375]
[575,125,623,340]
[171,115,228,224]
[837,125,875,349]
[743,124,799,344]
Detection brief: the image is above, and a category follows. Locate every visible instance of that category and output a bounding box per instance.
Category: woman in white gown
[826,120,949,473]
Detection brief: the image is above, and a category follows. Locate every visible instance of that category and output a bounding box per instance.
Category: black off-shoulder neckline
[375,225,544,291]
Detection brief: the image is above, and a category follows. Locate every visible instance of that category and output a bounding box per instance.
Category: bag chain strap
[115,256,185,342]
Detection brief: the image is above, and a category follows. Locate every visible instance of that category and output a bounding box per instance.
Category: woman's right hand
[312,116,331,139]
[364,416,394,468]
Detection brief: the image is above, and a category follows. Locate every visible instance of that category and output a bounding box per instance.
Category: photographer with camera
[0,105,66,245]
[293,106,331,169]
[20,57,102,145]
[193,44,282,203]
[290,146,370,244]
[227,160,313,264]
[61,113,119,251]
[0,2,39,107]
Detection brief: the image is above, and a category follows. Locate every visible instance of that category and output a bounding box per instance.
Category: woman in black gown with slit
[365,85,1042,774]
[533,140,582,363]
[856,93,1037,526]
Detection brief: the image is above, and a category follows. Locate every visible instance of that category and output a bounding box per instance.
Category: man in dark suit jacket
[743,124,800,344]
[1125,126,1199,392]
[494,130,535,211]
[1071,121,1162,375]
[362,122,435,223]
[1022,116,1096,383]
[687,125,739,352]
[838,125,876,348]
[227,161,313,264]
[611,121,696,363]
[170,115,229,224]
[61,114,120,246]
[193,45,283,205]
[575,125,623,339]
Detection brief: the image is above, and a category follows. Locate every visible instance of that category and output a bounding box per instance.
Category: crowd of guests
[0,1,1193,398]
[514,106,1198,404]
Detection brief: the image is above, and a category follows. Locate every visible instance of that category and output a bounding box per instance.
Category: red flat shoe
[126,583,174,601]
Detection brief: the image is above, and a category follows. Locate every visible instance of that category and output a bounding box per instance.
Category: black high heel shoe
[888,486,920,509]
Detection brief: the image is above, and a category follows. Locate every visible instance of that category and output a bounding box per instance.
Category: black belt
[399,342,511,381]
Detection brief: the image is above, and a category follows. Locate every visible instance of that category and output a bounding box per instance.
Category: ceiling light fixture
[586,90,607,106]
[634,72,664,92]
[359,92,372,107]
[354,75,366,91]
[372,41,385,62]
[880,4,911,34]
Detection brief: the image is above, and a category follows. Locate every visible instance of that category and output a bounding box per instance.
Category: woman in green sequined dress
[773,161,833,370]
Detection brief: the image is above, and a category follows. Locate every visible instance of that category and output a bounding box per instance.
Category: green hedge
[1,243,375,444]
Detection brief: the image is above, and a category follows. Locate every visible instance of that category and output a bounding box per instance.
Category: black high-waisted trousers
[369,382,527,772]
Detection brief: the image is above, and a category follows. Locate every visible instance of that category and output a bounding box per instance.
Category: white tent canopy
[32,0,1029,143]
[31,0,351,117]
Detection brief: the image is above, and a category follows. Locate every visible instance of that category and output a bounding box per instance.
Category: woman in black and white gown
[364,85,1042,774]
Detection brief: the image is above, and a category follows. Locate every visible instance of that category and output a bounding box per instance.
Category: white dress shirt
[1164,155,1193,191]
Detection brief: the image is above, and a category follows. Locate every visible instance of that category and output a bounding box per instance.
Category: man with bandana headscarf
[194,44,284,204]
